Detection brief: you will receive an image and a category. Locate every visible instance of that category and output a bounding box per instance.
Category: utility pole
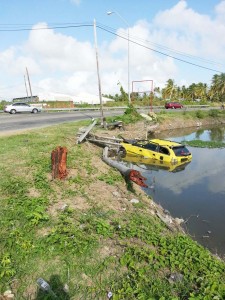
[24,75,29,97]
[93,19,105,127]
[26,67,33,102]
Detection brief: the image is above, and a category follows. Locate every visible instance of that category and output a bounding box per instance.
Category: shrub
[196,110,204,119]
[208,109,219,117]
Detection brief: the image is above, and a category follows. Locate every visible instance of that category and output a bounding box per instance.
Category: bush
[208,109,219,117]
[196,110,204,119]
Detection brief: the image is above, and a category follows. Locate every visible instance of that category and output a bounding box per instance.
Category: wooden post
[51,146,68,180]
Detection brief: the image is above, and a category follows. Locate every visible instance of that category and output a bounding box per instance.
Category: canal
[121,125,225,256]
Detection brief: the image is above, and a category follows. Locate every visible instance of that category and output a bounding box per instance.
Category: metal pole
[24,75,29,97]
[93,19,104,126]
[26,67,33,102]
[127,28,130,105]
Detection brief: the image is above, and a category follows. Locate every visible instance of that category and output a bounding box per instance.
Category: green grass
[183,139,225,148]
[0,118,225,299]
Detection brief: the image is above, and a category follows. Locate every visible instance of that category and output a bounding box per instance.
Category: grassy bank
[0,114,225,299]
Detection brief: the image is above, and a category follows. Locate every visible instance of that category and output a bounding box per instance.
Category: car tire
[10,109,16,114]
[32,108,38,114]
[119,146,126,158]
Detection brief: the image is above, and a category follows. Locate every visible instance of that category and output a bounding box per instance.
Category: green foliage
[108,104,143,124]
[98,169,123,185]
[196,110,205,119]
[0,120,225,299]
[208,109,219,117]
[0,176,29,196]
[111,234,225,299]
[0,253,16,279]
[183,139,225,148]
[34,170,51,191]
[0,100,8,110]
[44,211,98,255]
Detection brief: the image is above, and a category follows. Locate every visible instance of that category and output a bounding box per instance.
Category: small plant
[0,253,16,278]
[98,169,123,185]
[183,139,225,148]
[195,110,204,119]
[208,109,219,117]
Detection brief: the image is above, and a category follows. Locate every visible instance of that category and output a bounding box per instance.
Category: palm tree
[164,79,176,100]
[187,83,197,101]
[210,73,225,103]
[217,73,225,103]
[195,83,207,101]
[180,85,187,101]
[209,74,220,102]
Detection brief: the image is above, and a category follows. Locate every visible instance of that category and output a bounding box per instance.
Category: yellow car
[120,138,192,164]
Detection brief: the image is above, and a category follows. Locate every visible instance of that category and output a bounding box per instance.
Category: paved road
[0,110,125,135]
[0,106,211,135]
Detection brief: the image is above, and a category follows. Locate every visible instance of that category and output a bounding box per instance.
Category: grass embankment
[0,110,225,299]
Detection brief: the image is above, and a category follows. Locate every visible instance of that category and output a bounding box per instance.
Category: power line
[97,22,225,68]
[0,21,223,73]
[97,24,222,74]
[0,23,92,32]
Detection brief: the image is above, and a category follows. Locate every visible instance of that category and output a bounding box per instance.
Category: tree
[164,79,177,100]
[210,73,225,103]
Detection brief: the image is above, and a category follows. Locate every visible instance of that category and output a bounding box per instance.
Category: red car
[165,102,183,109]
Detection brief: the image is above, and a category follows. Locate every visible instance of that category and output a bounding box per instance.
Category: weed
[196,110,205,119]
[0,119,225,299]
[183,139,225,148]
[97,169,123,185]
[208,109,219,117]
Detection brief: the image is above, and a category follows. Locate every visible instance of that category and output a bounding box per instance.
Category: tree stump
[51,146,68,180]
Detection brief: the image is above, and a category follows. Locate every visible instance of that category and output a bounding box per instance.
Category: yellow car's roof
[149,139,183,147]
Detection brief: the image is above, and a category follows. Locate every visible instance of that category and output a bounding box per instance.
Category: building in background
[13,96,39,103]
[13,92,114,105]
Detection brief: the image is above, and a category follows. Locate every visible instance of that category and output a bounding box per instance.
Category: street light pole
[107,11,131,105]
[93,19,105,126]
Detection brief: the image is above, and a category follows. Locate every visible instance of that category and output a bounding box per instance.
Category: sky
[0,0,225,100]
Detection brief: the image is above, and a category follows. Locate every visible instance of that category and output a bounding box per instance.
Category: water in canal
[121,125,225,256]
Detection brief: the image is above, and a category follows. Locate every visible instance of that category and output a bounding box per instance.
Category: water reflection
[121,154,191,173]
[150,147,225,256]
[152,124,225,143]
[121,125,225,256]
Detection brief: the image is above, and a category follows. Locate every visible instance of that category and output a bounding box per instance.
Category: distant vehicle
[4,102,42,114]
[165,102,183,109]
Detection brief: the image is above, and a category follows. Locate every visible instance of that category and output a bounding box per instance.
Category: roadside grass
[0,118,225,299]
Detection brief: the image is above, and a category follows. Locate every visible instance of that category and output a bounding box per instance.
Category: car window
[159,146,170,155]
[143,143,158,152]
[173,146,190,156]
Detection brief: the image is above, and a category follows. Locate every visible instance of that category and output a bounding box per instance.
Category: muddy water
[121,125,225,256]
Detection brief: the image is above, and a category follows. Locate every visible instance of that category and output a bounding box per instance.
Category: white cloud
[215,0,225,21]
[1,1,225,100]
[152,1,225,61]
[25,23,95,73]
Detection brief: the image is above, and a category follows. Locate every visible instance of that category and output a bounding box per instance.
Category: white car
[4,102,42,114]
